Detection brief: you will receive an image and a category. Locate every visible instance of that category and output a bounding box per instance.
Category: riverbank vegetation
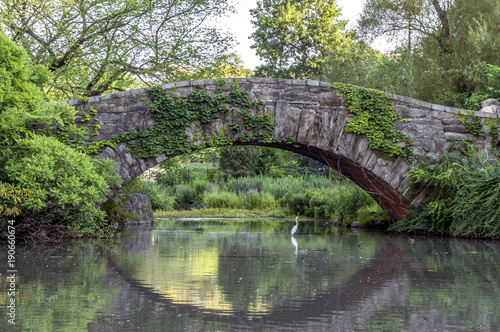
[119,146,389,227]
[390,145,500,238]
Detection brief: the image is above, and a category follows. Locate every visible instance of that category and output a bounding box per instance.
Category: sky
[220,0,388,70]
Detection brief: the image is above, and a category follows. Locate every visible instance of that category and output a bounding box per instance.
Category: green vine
[486,116,499,145]
[91,124,101,136]
[331,83,413,161]
[457,110,483,136]
[104,79,275,158]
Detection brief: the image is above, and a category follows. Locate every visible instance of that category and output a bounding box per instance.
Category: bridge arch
[65,78,498,221]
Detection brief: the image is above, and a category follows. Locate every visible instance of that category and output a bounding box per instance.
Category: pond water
[1,219,499,331]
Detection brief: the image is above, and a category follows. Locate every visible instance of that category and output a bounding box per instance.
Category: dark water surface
[1,219,499,331]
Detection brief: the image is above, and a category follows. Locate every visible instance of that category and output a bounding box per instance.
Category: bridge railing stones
[61,78,499,220]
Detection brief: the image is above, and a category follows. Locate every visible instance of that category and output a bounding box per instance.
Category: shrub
[119,177,176,211]
[175,185,198,210]
[1,135,121,240]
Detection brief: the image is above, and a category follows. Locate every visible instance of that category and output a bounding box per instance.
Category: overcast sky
[220,0,389,70]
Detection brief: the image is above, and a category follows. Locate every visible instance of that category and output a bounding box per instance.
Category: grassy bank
[122,172,389,227]
[154,208,288,219]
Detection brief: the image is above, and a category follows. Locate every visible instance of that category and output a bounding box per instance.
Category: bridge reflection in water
[95,220,499,331]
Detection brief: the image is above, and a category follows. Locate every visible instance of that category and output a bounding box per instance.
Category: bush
[119,177,176,211]
[0,32,120,242]
[390,147,500,237]
[280,185,379,224]
[175,185,198,210]
[1,135,121,240]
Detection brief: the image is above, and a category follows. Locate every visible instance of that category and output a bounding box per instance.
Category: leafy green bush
[175,185,198,210]
[280,185,378,224]
[2,135,120,238]
[390,146,500,237]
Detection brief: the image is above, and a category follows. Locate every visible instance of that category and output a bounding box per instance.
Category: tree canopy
[1,0,236,98]
[357,0,500,104]
[250,0,348,79]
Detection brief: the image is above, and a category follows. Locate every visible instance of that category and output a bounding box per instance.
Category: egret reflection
[291,236,298,253]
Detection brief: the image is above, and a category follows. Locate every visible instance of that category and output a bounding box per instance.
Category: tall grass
[203,186,277,210]
[225,175,337,200]
[121,173,386,226]
[119,177,176,211]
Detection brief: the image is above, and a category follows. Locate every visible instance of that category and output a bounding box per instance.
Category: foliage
[358,0,500,105]
[391,146,500,237]
[218,146,260,179]
[0,182,29,217]
[119,177,176,211]
[0,32,55,144]
[1,0,236,98]
[462,63,500,110]
[357,0,426,51]
[447,164,500,236]
[154,208,287,218]
[279,185,379,224]
[457,110,484,136]
[250,0,348,78]
[114,80,270,159]
[332,82,413,160]
[0,32,121,242]
[1,135,121,241]
[202,186,277,210]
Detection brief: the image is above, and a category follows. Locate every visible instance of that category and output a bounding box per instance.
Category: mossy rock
[102,194,153,226]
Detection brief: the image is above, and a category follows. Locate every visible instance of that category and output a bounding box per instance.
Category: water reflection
[0,219,499,331]
[291,236,298,253]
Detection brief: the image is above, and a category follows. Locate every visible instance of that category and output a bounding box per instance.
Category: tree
[0,32,120,242]
[250,0,348,79]
[1,0,236,98]
[218,146,259,179]
[357,0,500,104]
[357,0,425,56]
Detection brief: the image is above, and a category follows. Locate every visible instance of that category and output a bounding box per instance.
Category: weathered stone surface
[480,105,500,113]
[481,98,500,108]
[117,194,153,225]
[66,78,499,222]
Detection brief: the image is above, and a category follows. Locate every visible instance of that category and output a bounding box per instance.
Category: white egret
[291,217,298,235]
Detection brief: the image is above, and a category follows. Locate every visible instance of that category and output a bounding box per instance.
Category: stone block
[247,77,264,83]
[480,105,500,113]
[292,79,307,86]
[441,118,462,125]
[280,88,312,102]
[443,125,467,133]
[296,108,320,146]
[96,124,122,140]
[254,87,280,100]
[306,80,321,86]
[100,113,124,124]
[431,103,447,112]
[481,98,500,108]
[444,132,469,141]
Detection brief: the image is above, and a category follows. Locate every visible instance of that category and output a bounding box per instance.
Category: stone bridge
[65,78,499,221]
